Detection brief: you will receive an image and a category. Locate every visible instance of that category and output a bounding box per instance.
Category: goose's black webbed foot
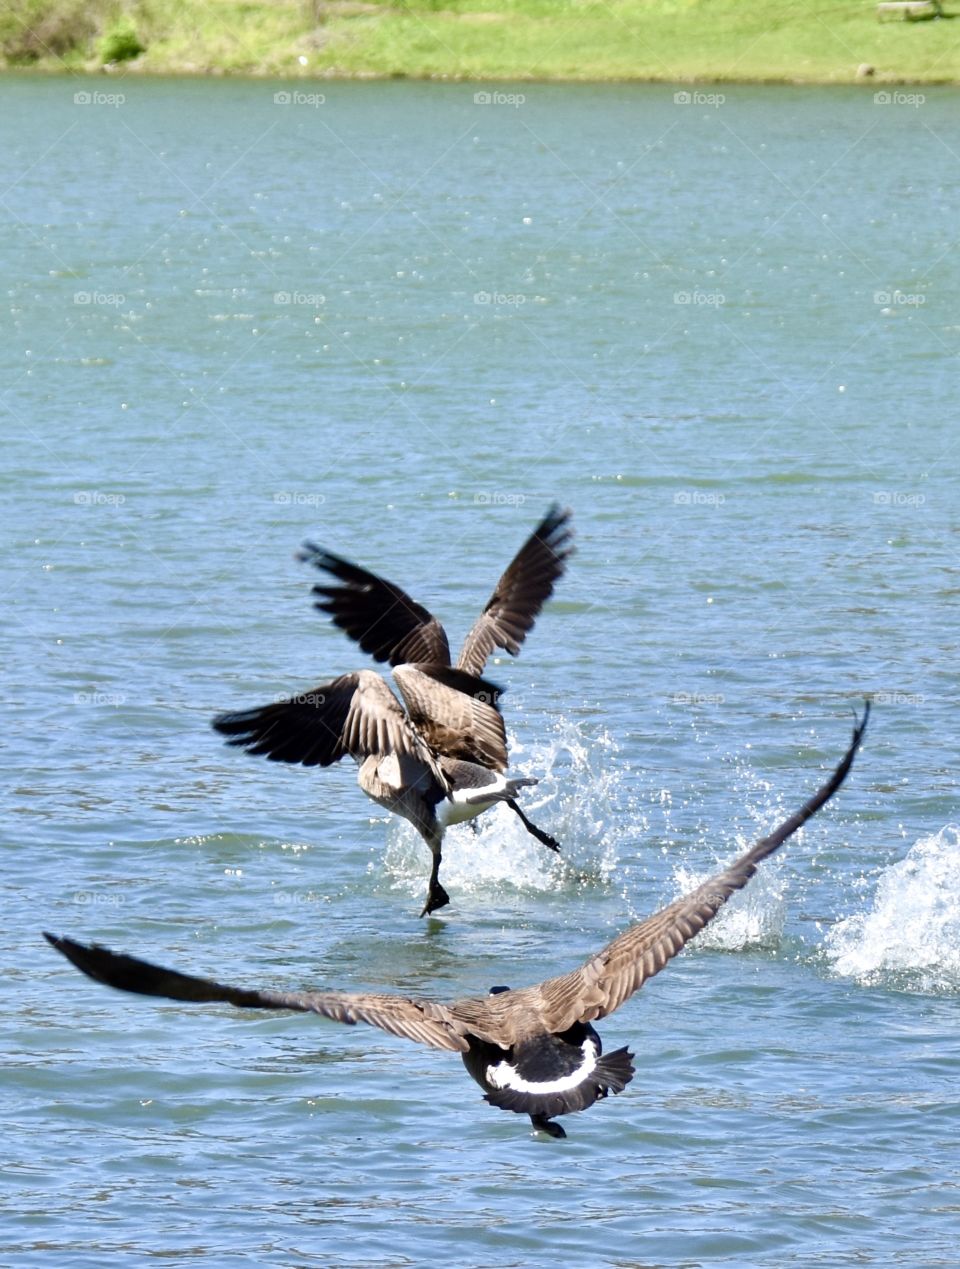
[531,1114,567,1139]
[420,881,451,918]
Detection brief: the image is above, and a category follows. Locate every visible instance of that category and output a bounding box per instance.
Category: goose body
[214,506,573,916]
[47,705,867,1138]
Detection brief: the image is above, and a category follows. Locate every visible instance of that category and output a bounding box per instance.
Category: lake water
[3,76,959,1267]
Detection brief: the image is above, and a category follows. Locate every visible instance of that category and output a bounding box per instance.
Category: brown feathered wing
[456,504,574,676]
[212,670,439,772]
[300,545,451,667]
[523,705,869,1036]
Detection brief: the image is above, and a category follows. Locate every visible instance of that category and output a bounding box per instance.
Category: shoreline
[3,2,959,87]
[3,65,960,87]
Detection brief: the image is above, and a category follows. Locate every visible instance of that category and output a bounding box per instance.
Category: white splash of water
[380,718,635,903]
[654,748,793,953]
[824,825,960,994]
[672,853,787,951]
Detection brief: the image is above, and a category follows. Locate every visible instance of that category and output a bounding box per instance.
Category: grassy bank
[3,0,960,83]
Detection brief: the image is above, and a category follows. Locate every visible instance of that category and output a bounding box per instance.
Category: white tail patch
[440,772,521,825]
[487,1039,598,1095]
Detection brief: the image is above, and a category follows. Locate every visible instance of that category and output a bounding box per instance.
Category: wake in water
[824,825,960,994]
[380,718,636,904]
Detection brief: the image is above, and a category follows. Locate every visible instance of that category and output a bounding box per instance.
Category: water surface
[2,77,959,1267]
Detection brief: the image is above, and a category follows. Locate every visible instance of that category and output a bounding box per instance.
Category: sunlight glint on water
[3,77,958,1268]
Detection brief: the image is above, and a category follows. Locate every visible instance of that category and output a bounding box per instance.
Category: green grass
[3,0,960,82]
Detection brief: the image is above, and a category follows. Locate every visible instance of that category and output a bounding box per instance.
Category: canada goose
[46,705,867,1139]
[213,506,573,917]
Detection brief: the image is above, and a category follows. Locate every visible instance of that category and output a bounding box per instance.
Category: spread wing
[522,705,869,1035]
[299,545,451,667]
[456,504,574,676]
[43,934,473,1054]
[212,670,434,768]
[392,664,508,771]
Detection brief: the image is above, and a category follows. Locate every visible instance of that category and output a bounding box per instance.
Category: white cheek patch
[486,1039,598,1095]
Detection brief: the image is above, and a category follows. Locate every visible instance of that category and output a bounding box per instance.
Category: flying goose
[46,704,867,1139]
[297,503,573,678]
[213,506,573,917]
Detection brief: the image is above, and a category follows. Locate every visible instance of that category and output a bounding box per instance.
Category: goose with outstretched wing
[213,506,573,916]
[49,705,867,1138]
[300,502,573,677]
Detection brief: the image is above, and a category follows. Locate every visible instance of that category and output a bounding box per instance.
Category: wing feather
[300,545,451,667]
[457,505,573,676]
[529,705,869,1032]
[43,934,471,1054]
[392,664,508,771]
[212,671,432,768]
[54,708,868,1062]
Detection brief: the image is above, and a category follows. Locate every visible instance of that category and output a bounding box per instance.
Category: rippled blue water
[3,76,959,1266]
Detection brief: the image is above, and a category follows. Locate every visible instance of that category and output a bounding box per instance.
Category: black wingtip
[297,541,324,564]
[534,505,575,568]
[543,501,573,526]
[211,712,248,741]
[44,929,98,970]
[211,708,268,740]
[42,930,115,989]
[819,699,869,795]
[298,542,351,572]
[43,930,93,962]
[849,699,870,758]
